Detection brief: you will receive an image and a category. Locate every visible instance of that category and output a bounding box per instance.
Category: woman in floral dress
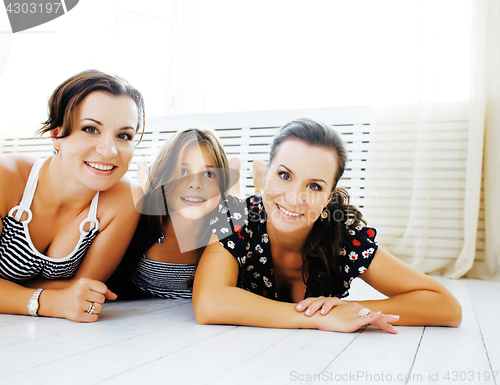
[193,118,462,333]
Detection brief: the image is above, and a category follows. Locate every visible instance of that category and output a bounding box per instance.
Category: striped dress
[0,159,99,282]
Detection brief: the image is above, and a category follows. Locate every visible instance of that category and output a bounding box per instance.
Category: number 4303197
[5,2,62,14]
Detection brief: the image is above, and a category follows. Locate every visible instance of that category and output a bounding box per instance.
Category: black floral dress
[210,195,378,301]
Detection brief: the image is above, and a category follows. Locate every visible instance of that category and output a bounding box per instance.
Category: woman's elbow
[440,293,462,327]
[192,291,219,325]
[445,300,462,328]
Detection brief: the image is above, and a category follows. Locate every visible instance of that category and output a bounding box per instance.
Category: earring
[321,208,328,219]
[52,146,59,155]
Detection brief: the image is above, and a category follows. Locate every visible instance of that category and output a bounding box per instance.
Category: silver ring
[87,302,96,314]
[358,308,371,317]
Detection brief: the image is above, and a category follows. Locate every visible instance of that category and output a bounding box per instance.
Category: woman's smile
[84,161,117,174]
[53,91,138,192]
[275,203,303,219]
[263,139,337,233]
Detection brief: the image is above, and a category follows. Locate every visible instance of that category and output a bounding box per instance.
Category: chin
[177,211,206,221]
[84,181,115,192]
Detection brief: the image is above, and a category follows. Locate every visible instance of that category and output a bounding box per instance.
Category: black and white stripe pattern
[131,256,195,299]
[0,158,100,283]
[0,216,99,282]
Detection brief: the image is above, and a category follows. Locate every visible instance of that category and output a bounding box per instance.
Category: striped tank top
[132,256,196,299]
[0,159,100,282]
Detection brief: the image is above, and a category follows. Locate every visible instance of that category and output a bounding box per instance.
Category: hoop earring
[321,208,328,219]
[52,146,60,155]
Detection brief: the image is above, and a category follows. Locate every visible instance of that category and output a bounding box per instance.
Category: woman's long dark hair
[268,118,366,297]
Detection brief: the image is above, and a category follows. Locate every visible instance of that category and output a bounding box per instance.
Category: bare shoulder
[0,154,38,176]
[102,175,143,204]
[95,175,143,228]
[0,155,39,216]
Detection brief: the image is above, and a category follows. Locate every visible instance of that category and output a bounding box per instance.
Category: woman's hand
[40,278,117,322]
[297,296,399,333]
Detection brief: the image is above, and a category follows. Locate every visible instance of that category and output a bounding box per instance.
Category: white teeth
[182,197,204,202]
[86,162,114,171]
[277,204,301,217]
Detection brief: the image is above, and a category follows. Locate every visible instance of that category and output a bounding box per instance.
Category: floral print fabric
[211,195,378,301]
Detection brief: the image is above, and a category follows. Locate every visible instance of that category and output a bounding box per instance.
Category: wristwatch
[27,288,44,316]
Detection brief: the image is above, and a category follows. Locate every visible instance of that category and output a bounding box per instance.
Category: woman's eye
[279,172,291,181]
[181,168,189,176]
[83,126,98,134]
[307,183,322,191]
[204,170,216,178]
[117,132,133,141]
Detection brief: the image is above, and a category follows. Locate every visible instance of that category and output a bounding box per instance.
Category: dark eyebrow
[81,118,102,125]
[82,118,134,131]
[278,164,327,185]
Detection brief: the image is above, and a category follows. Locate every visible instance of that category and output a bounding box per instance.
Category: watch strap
[27,288,44,316]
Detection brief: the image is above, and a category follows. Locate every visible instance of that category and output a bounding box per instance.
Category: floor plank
[407,277,494,385]
[320,326,424,385]
[206,328,362,385]
[0,277,497,385]
[466,278,500,384]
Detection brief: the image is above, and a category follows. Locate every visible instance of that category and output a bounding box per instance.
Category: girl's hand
[41,278,117,322]
[297,297,399,333]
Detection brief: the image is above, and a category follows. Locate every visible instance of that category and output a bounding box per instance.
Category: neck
[38,157,97,212]
[165,212,208,253]
[266,220,311,253]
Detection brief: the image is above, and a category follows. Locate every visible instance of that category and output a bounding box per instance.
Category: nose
[284,183,306,206]
[95,134,118,159]
[188,173,202,190]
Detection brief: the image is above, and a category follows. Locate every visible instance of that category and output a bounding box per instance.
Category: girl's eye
[279,171,291,181]
[181,168,189,176]
[307,183,322,191]
[204,170,216,178]
[117,132,133,141]
[83,126,98,134]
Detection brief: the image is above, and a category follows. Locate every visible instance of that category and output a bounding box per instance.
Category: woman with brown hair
[106,128,233,299]
[193,118,462,333]
[0,70,144,322]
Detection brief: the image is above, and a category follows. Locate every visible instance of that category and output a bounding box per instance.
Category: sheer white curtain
[364,0,500,280]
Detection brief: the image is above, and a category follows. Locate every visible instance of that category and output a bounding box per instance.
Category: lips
[276,203,303,218]
[85,161,117,173]
[181,196,206,207]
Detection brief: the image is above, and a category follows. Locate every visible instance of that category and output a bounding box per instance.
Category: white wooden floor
[0,276,498,385]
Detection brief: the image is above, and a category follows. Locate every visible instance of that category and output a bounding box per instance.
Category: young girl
[0,70,144,322]
[193,118,462,333]
[106,128,232,299]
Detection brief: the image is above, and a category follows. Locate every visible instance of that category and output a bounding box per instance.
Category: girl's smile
[168,144,221,220]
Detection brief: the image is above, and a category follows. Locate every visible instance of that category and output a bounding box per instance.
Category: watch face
[28,301,38,312]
